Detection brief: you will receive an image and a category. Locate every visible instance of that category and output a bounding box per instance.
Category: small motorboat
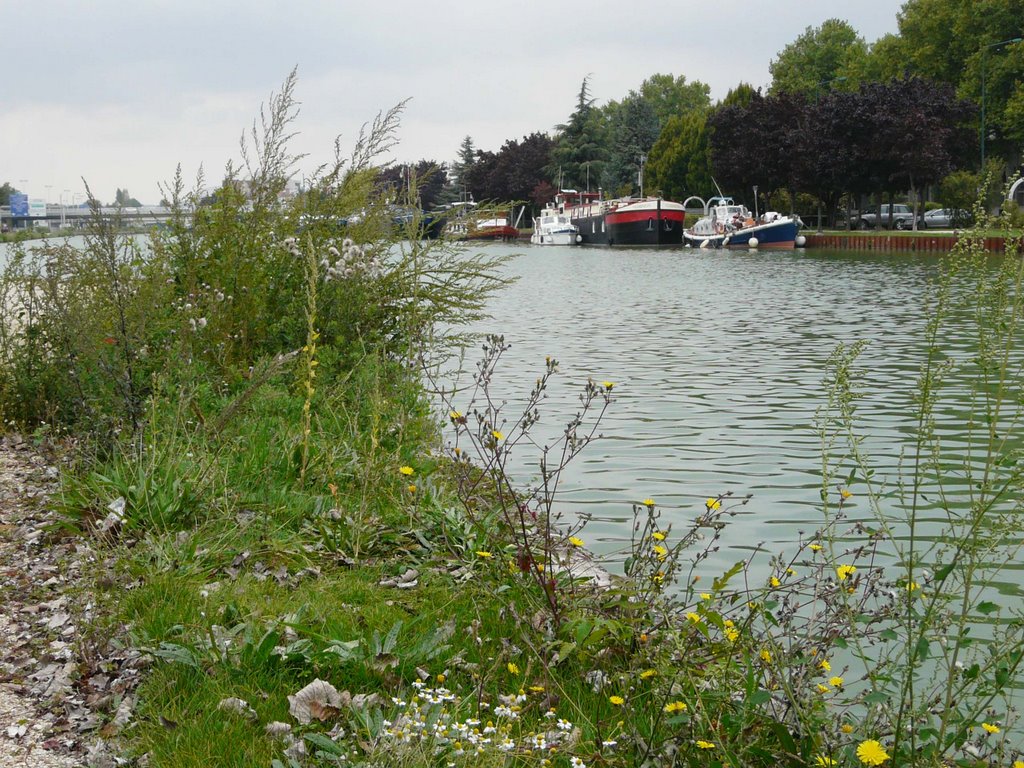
[684,197,800,249]
[530,203,580,245]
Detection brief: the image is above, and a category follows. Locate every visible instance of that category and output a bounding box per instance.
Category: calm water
[450,242,1022,584]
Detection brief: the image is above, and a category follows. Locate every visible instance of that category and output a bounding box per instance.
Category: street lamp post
[980,37,1022,171]
[638,154,646,198]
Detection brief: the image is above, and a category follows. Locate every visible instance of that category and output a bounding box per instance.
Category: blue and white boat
[530,202,581,245]
[684,197,800,249]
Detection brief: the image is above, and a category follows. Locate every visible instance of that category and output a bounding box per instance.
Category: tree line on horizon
[379,0,1022,226]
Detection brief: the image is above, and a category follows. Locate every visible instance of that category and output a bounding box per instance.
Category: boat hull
[530,230,579,245]
[569,198,685,246]
[684,218,799,249]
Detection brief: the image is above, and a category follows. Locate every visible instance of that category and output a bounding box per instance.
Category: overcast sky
[2,0,903,205]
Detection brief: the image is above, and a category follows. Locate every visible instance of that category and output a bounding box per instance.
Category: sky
[2,0,903,205]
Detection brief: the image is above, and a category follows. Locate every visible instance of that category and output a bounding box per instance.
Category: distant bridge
[0,204,183,231]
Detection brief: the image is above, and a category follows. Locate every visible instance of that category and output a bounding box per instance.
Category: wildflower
[686,612,702,624]
[906,581,920,592]
[700,592,712,601]
[653,544,668,559]
[760,649,772,663]
[449,410,463,420]
[399,466,415,476]
[770,576,781,587]
[601,739,617,747]
[982,722,1001,734]
[829,676,845,688]
[476,551,492,558]
[856,739,890,766]
[815,757,837,767]
[1014,761,1024,768]
[491,430,504,441]
[601,381,614,390]
[609,695,625,706]
[653,571,665,583]
[529,685,545,693]
[664,701,687,714]
[507,662,520,675]
[642,498,656,507]
[407,484,416,493]
[706,497,721,511]
[652,531,666,541]
[571,758,587,768]
[809,543,823,552]
[817,684,831,693]
[639,669,656,680]
[841,488,853,499]
[787,567,796,576]
[696,740,716,749]
[725,627,739,642]
[569,536,584,547]
[820,659,831,672]
[556,718,572,731]
[837,564,857,582]
[841,724,854,734]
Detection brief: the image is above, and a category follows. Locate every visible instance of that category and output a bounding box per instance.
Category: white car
[923,208,971,229]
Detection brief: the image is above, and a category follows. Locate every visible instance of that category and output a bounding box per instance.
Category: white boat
[531,203,581,245]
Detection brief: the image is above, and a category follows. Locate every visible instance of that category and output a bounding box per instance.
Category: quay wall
[804,233,1010,253]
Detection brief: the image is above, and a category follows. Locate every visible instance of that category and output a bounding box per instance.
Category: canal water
[447,241,1022,585]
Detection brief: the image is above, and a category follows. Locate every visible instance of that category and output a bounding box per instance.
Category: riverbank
[805,230,1018,252]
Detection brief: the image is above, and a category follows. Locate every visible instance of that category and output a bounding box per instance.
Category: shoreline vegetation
[2,75,1024,768]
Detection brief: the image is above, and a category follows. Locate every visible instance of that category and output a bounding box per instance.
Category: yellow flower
[787,567,796,576]
[906,581,919,592]
[399,465,415,475]
[406,484,417,493]
[491,430,504,441]
[653,571,665,583]
[706,497,721,511]
[529,685,545,693]
[829,676,845,688]
[815,757,837,767]
[700,592,712,601]
[653,544,668,559]
[476,551,492,558]
[770,576,781,587]
[568,536,584,547]
[809,543,823,552]
[449,410,463,420]
[639,669,657,680]
[841,488,853,499]
[841,724,854,734]
[695,740,715,750]
[723,619,735,627]
[651,531,666,541]
[820,659,831,672]
[663,701,687,714]
[837,564,857,582]
[686,612,702,624]
[760,649,772,663]
[601,381,614,390]
[507,662,520,675]
[436,673,446,683]
[725,628,739,642]
[609,695,625,706]
[642,498,656,507]
[856,739,890,766]
[981,722,1000,734]
[1013,761,1024,768]
[817,684,831,693]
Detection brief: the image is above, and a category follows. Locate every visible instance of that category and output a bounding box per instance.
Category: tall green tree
[638,73,712,125]
[601,93,660,195]
[646,110,712,201]
[447,136,476,202]
[0,182,18,207]
[769,18,869,95]
[549,77,607,190]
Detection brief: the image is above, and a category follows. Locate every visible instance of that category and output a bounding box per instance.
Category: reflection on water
[449,242,1020,585]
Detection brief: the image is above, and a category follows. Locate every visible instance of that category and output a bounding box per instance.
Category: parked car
[854,204,924,230]
[922,208,972,229]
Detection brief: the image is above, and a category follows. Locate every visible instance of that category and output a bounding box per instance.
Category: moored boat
[555,190,686,246]
[683,197,800,249]
[530,203,580,245]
